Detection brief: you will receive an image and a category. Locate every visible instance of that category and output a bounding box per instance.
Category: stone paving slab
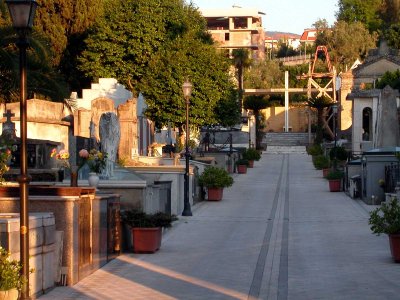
[39,151,400,300]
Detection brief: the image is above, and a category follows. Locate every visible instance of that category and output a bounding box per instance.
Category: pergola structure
[244,45,337,137]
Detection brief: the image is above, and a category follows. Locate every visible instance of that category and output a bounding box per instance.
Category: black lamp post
[332,103,338,170]
[6,1,37,298]
[182,79,193,216]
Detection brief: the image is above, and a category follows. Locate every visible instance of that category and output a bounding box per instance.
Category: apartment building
[201,7,266,60]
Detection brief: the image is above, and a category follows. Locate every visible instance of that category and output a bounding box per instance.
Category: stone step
[264,132,312,146]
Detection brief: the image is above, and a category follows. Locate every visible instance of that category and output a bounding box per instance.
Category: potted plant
[236,159,249,174]
[312,155,331,177]
[242,148,261,168]
[198,166,234,201]
[326,169,344,192]
[0,246,25,299]
[369,199,400,262]
[121,209,177,253]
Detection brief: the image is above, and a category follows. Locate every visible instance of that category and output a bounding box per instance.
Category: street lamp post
[332,103,338,170]
[182,79,193,216]
[6,1,37,298]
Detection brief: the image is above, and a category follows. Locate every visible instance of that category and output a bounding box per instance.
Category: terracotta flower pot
[237,165,247,174]
[207,187,224,201]
[132,227,162,253]
[322,168,330,178]
[389,234,400,262]
[328,179,341,192]
[248,160,254,168]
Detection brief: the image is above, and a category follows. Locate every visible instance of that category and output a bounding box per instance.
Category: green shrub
[242,148,261,161]
[0,247,25,291]
[198,166,234,188]
[121,209,178,228]
[236,158,249,166]
[313,155,330,170]
[369,199,400,235]
[307,144,323,156]
[329,146,348,161]
[326,170,344,180]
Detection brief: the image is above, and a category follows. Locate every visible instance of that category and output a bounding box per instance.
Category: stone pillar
[117,99,138,159]
[339,71,354,132]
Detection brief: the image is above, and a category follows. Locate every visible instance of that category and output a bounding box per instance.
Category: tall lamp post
[6,1,37,298]
[332,103,338,170]
[182,79,193,216]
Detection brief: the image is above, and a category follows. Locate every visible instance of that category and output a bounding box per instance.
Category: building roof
[300,29,317,42]
[201,7,265,18]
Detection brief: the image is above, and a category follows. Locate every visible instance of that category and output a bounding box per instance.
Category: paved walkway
[40,150,400,299]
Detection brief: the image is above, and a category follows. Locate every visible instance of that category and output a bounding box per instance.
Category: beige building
[201,7,265,60]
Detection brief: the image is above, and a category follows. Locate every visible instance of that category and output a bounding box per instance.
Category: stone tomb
[0,213,56,297]
[0,187,121,287]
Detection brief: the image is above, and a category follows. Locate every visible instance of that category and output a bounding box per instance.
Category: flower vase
[70,165,79,187]
[88,172,100,188]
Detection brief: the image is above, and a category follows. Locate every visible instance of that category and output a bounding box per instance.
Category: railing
[384,162,400,193]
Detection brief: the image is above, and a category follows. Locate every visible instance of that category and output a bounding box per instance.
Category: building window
[362,107,372,141]
[225,33,230,41]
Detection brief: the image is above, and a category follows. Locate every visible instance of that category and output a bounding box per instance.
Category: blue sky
[191,0,339,34]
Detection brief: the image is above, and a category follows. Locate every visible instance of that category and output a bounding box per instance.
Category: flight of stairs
[263,132,312,146]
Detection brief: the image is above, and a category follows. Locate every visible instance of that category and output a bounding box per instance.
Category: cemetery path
[40,150,400,300]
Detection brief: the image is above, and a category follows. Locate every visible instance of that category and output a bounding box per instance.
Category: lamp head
[182,79,193,99]
[6,0,38,34]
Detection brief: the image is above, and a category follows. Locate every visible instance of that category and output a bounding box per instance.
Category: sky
[191,0,339,34]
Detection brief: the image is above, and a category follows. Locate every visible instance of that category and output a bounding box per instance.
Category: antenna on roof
[232,5,242,8]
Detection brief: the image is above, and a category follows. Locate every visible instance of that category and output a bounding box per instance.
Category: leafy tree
[214,87,241,127]
[0,26,69,104]
[34,0,105,66]
[336,0,382,33]
[316,20,377,72]
[276,43,298,58]
[243,95,269,149]
[376,69,400,90]
[307,96,335,143]
[244,60,284,89]
[79,0,236,132]
[231,48,252,109]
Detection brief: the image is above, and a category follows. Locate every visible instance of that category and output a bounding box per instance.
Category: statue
[99,112,120,178]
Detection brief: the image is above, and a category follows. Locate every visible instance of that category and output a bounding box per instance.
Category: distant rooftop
[201,7,265,18]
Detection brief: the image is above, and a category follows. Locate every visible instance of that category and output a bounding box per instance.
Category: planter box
[207,187,224,201]
[328,179,341,192]
[248,160,254,168]
[132,227,162,253]
[237,165,247,174]
[389,234,400,263]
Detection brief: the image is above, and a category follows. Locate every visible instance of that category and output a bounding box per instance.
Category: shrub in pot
[307,144,323,156]
[198,166,234,201]
[313,155,330,170]
[236,159,249,174]
[369,199,400,262]
[326,170,344,192]
[121,209,178,253]
[242,148,261,167]
[329,146,348,162]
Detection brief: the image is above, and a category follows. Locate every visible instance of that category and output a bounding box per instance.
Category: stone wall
[0,99,70,149]
[262,106,312,132]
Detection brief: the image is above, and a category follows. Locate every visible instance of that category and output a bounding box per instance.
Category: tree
[376,69,400,90]
[231,48,252,110]
[0,26,69,104]
[336,0,382,33]
[79,0,237,132]
[243,95,269,149]
[316,20,377,72]
[34,0,105,66]
[307,96,335,143]
[244,60,284,89]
